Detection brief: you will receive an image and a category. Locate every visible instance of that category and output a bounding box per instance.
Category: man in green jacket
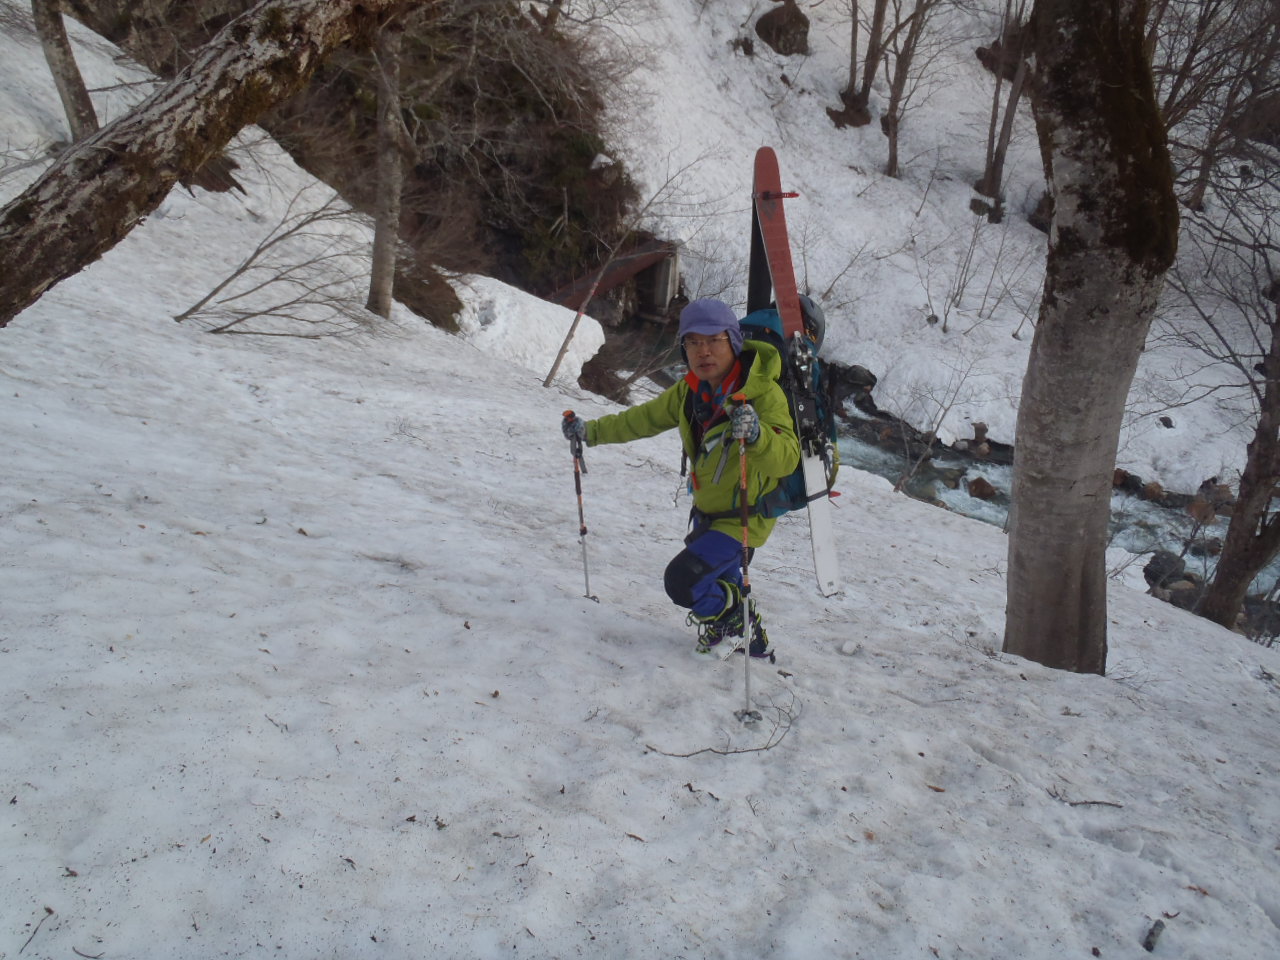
[562,298,799,660]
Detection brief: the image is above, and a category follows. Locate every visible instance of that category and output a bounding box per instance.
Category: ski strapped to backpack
[749,146,840,596]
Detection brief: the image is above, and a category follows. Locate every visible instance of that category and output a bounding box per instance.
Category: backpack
[682,307,839,519]
[739,307,839,518]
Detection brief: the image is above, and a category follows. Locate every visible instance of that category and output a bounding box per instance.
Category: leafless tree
[878,0,961,179]
[1163,164,1280,630]
[881,0,926,177]
[0,0,430,329]
[973,0,1029,222]
[365,16,406,319]
[829,0,880,129]
[1147,0,1280,210]
[828,1,871,128]
[1003,0,1179,674]
[173,184,369,336]
[31,0,99,141]
[890,350,988,493]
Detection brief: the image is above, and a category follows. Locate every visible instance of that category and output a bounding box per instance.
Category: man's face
[684,333,736,389]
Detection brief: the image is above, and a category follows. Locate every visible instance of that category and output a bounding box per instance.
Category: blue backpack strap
[740,307,786,348]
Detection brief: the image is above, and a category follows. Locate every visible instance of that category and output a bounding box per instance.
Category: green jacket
[586,340,800,547]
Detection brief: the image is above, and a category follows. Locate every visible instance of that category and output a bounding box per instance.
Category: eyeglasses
[682,335,731,350]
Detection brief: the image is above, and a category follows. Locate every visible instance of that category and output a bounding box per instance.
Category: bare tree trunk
[976,2,1028,220]
[1143,0,1173,61]
[859,0,889,106]
[1003,0,1178,674]
[1181,143,1216,212]
[31,0,99,141]
[1199,303,1280,628]
[975,56,1026,220]
[880,2,925,178]
[843,1,859,101]
[0,0,423,328]
[366,18,404,319]
[882,114,901,179]
[826,1,870,127]
[977,2,1008,195]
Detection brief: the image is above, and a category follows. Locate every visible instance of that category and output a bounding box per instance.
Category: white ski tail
[802,453,840,596]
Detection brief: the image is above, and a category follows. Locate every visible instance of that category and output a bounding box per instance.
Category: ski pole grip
[563,409,586,473]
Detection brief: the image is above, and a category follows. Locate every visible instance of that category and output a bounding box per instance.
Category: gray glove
[730,403,760,443]
[562,413,588,443]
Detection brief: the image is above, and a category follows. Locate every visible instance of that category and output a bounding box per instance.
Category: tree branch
[0,0,427,327]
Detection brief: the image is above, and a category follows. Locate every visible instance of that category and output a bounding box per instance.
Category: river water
[837,431,1264,591]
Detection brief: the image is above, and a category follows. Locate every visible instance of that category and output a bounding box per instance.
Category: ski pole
[732,394,762,724]
[563,410,599,602]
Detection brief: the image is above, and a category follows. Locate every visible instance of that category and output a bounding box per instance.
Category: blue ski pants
[663,528,751,619]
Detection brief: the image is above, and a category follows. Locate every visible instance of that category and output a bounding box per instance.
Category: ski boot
[687,580,775,662]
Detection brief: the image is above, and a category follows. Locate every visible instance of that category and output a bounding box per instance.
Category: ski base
[802,453,840,596]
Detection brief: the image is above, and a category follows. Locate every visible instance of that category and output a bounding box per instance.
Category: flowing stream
[837,431,1266,591]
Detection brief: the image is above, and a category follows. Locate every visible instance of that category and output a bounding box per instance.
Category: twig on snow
[19,906,54,953]
[645,692,799,757]
[1047,784,1123,808]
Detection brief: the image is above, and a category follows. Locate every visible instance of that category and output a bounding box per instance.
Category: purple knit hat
[678,299,743,354]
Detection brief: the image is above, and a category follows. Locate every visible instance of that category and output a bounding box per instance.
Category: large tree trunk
[365,18,404,319]
[1003,0,1178,674]
[32,0,99,141]
[0,0,422,328]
